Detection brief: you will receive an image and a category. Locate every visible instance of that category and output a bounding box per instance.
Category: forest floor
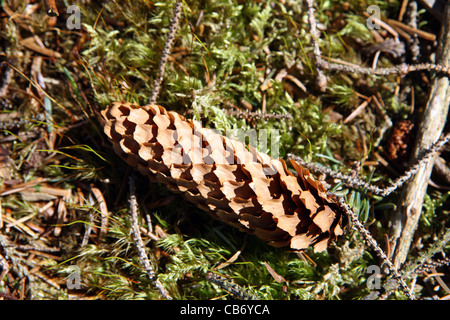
[0,0,449,300]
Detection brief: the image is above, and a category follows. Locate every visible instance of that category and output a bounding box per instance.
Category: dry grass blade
[89,187,109,240]
[386,19,436,41]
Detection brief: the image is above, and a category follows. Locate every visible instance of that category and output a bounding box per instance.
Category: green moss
[2,0,447,300]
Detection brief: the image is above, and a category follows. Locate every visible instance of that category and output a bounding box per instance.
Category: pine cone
[386,120,415,163]
[101,101,347,252]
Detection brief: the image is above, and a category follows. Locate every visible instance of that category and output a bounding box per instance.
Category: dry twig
[389,2,450,269]
[289,132,450,197]
[149,1,183,104]
[129,177,172,300]
[306,0,327,91]
[206,272,258,300]
[337,198,415,299]
[319,60,450,77]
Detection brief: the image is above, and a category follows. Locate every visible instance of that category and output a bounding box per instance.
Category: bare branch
[149,1,183,105]
[389,2,450,269]
[337,197,415,299]
[129,177,172,299]
[288,131,450,197]
[305,0,327,91]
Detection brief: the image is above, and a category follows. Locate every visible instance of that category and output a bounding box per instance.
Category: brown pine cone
[386,120,415,163]
[101,101,347,252]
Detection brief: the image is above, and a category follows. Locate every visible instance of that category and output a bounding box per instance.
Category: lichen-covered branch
[389,2,450,269]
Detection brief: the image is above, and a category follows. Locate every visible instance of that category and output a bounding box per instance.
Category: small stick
[288,132,450,197]
[149,1,183,104]
[206,272,258,300]
[129,177,172,299]
[222,108,293,120]
[305,0,327,91]
[319,60,450,77]
[337,197,415,300]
